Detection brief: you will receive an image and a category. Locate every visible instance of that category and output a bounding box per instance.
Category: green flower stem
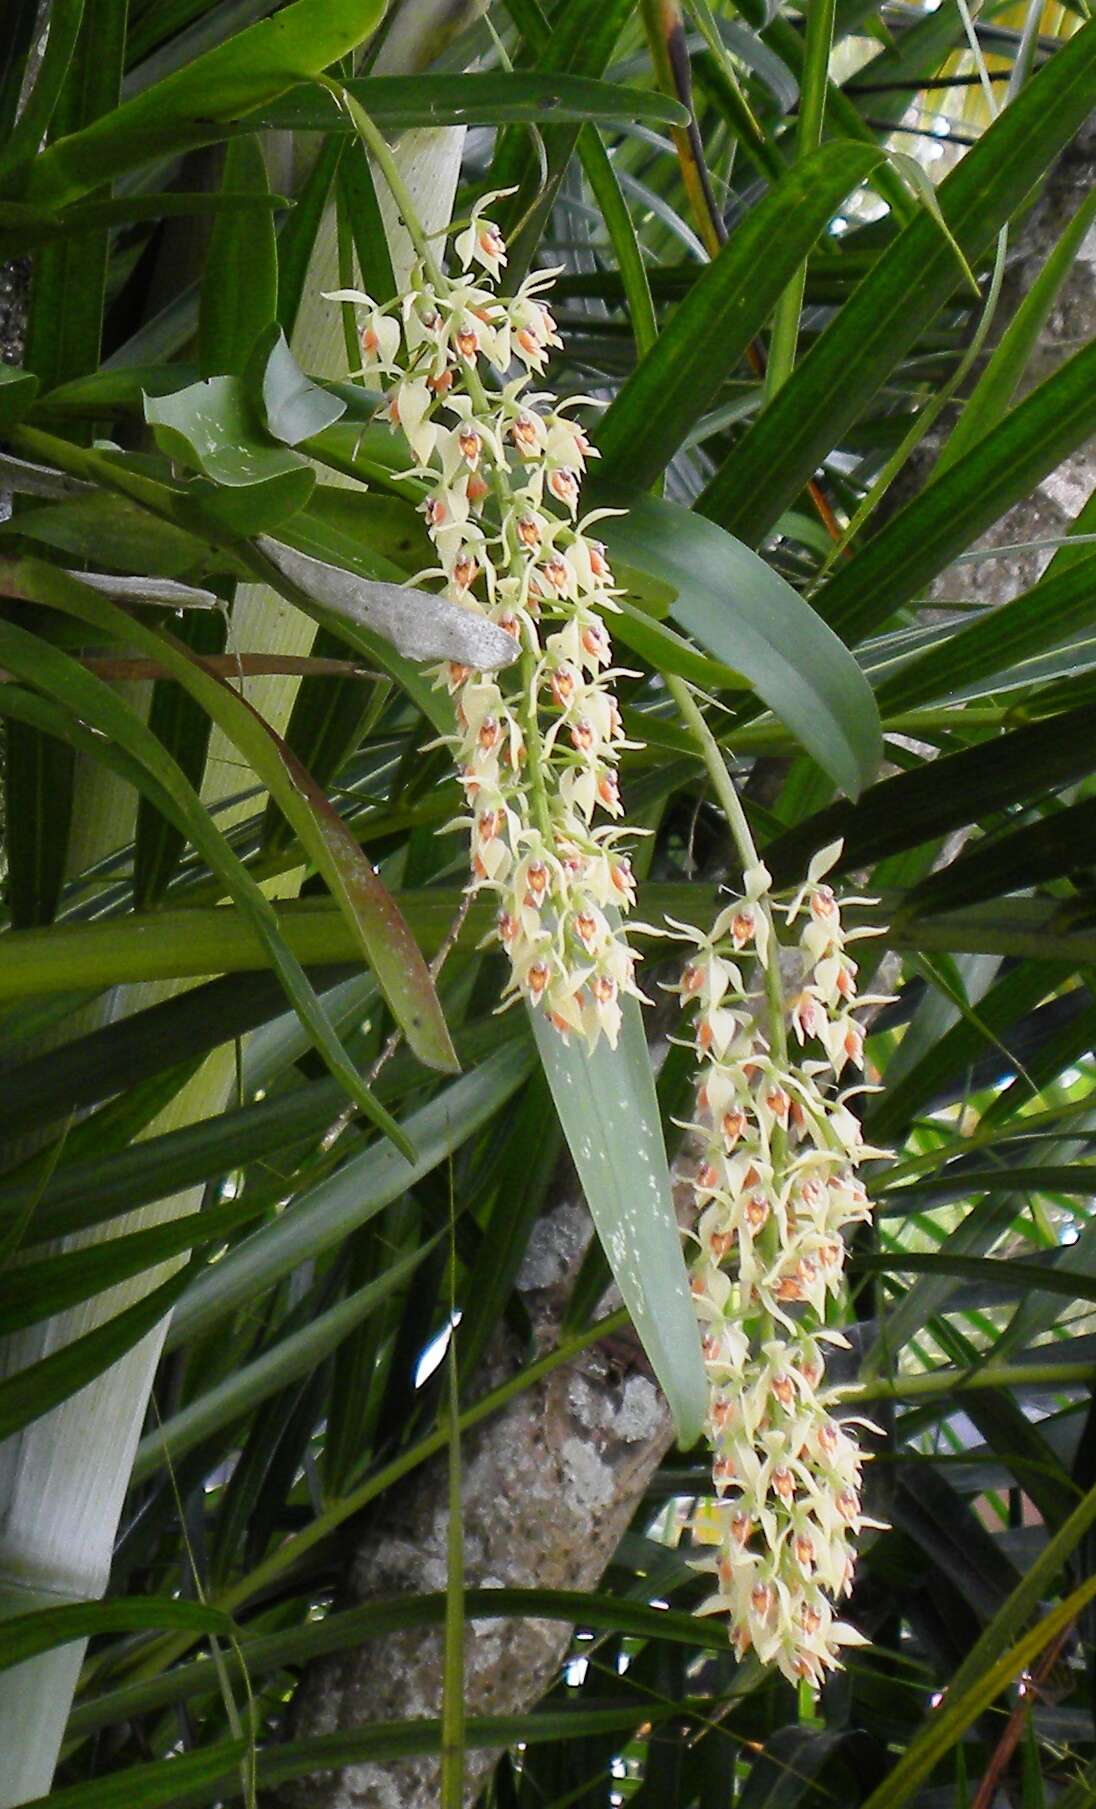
[323,79,447,292]
[840,1359,1096,1406]
[667,674,789,1319]
[666,675,787,1065]
[457,356,556,845]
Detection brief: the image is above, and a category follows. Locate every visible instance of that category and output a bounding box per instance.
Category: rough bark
[279,1193,674,1809]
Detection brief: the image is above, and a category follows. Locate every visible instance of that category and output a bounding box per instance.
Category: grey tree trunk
[280,1197,673,1809]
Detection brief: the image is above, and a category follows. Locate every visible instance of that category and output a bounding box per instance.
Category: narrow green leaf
[134,1242,439,1479]
[0,190,289,257]
[70,1587,730,1738]
[0,1260,193,1441]
[336,134,397,307]
[937,183,1096,474]
[133,606,227,907]
[699,19,1096,542]
[164,1046,534,1350]
[874,552,1096,715]
[531,991,707,1448]
[817,336,1096,644]
[0,365,39,429]
[763,698,1096,890]
[32,559,458,1073]
[278,137,345,338]
[0,569,410,1150]
[198,134,277,377]
[0,1600,235,1672]
[594,141,881,488]
[257,71,690,130]
[854,1251,1096,1308]
[908,795,1096,917]
[20,1709,676,1809]
[859,1579,1096,1809]
[0,1196,269,1333]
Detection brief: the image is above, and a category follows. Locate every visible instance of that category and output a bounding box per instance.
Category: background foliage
[1,0,1096,1802]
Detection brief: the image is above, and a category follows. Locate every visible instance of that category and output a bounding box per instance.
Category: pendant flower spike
[327,191,643,1052]
[330,174,889,1690]
[671,843,891,1687]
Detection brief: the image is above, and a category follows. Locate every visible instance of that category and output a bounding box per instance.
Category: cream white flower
[329,227,645,1053]
[675,857,890,1688]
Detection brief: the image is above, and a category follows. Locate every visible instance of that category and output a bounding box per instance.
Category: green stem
[666,674,787,1067]
[322,79,447,292]
[839,1359,1096,1406]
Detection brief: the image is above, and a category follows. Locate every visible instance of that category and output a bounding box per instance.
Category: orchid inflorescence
[330,174,885,1689]
[669,845,890,1687]
[327,192,644,1052]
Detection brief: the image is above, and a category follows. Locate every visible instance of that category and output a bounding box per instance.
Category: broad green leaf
[250,327,347,446]
[602,492,882,797]
[197,133,277,377]
[531,991,707,1448]
[699,19,1096,542]
[144,376,315,529]
[594,141,882,488]
[0,1601,235,1672]
[22,0,389,207]
[258,71,690,131]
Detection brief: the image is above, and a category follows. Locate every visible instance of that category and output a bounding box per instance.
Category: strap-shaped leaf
[257,72,690,130]
[531,990,707,1449]
[593,140,882,489]
[0,588,410,1151]
[0,1600,236,1673]
[22,0,389,207]
[698,18,1096,543]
